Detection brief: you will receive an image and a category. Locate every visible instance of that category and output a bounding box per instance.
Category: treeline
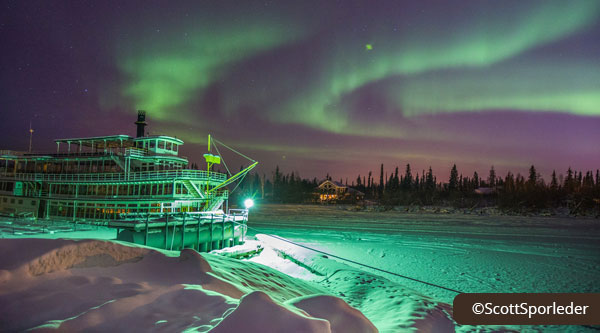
[232,166,320,204]
[231,164,600,214]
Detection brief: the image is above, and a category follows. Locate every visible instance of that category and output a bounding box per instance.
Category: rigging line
[211,140,231,177]
[229,171,248,194]
[264,233,464,294]
[235,222,464,294]
[212,138,256,162]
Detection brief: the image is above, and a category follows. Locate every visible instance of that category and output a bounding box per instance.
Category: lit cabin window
[167,142,172,150]
[158,140,165,149]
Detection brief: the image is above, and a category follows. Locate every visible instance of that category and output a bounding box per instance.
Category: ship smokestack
[135,110,147,137]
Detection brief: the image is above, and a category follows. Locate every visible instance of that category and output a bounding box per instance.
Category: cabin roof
[55,135,134,149]
[318,180,346,188]
[54,135,183,149]
[134,135,184,144]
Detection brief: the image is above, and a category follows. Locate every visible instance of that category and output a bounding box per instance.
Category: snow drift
[253,234,457,332]
[0,238,375,332]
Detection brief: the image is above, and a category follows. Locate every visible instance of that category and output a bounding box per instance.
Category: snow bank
[289,295,378,333]
[0,238,375,332]
[255,234,456,332]
[211,291,331,332]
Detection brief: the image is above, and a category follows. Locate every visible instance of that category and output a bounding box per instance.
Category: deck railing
[4,169,227,183]
[9,149,188,160]
[124,148,146,157]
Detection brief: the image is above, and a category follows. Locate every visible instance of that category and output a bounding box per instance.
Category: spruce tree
[528,165,537,186]
[402,164,412,190]
[393,167,399,192]
[550,170,558,190]
[488,166,496,188]
[449,164,458,191]
[565,167,574,193]
[504,172,515,192]
[426,167,435,191]
[378,164,384,198]
[472,171,479,189]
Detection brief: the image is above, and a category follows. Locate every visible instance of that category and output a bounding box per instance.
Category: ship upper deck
[53,134,185,158]
[2,134,188,164]
[54,135,183,148]
[1,169,227,184]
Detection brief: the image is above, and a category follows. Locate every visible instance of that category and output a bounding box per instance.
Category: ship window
[158,141,164,149]
[18,199,23,205]
[31,200,36,205]
[166,142,172,150]
[11,199,15,204]
[150,141,156,148]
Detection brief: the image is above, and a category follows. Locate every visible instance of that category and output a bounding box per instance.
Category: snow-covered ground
[0,238,376,332]
[1,205,598,332]
[249,205,599,303]
[245,204,599,332]
[0,219,116,240]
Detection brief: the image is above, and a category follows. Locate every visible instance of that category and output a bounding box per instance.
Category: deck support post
[181,214,186,250]
[164,213,169,250]
[208,214,213,251]
[144,215,149,246]
[196,214,201,251]
[231,213,236,246]
[221,215,226,248]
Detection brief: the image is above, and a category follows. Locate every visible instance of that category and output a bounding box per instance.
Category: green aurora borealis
[2,0,600,180]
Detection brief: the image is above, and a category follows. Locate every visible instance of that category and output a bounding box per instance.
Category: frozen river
[248,205,600,303]
[1,205,597,331]
[2,205,598,305]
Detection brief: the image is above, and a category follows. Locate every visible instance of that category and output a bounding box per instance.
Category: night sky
[1,0,599,182]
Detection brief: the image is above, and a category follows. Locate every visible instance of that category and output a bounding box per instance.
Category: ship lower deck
[0,194,222,220]
[111,212,248,251]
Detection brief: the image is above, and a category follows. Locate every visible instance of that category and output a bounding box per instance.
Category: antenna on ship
[28,120,34,153]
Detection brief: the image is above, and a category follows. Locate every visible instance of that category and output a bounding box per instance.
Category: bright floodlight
[244,199,254,209]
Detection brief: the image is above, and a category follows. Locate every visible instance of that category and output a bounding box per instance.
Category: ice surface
[245,204,600,332]
[255,234,458,332]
